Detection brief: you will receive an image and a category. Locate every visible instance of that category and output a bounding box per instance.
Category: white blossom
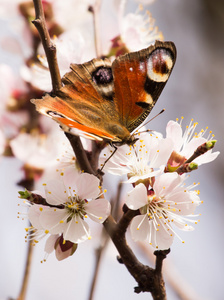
[118,1,163,51]
[166,119,220,169]
[126,172,202,250]
[100,132,173,184]
[27,172,111,244]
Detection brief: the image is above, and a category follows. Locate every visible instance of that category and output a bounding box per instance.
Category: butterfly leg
[100,144,118,171]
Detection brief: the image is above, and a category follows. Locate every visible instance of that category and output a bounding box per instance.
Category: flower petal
[44,234,59,254]
[148,138,174,168]
[77,173,100,199]
[153,172,183,197]
[63,216,90,243]
[166,120,183,151]
[39,208,67,234]
[150,218,174,250]
[44,180,68,205]
[126,183,148,210]
[65,172,100,200]
[85,198,111,223]
[130,215,150,241]
[28,205,44,230]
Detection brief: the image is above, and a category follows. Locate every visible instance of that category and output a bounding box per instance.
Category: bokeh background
[0,0,223,299]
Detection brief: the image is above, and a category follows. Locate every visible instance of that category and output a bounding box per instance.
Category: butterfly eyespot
[147,48,174,82]
[92,67,113,85]
[47,111,65,118]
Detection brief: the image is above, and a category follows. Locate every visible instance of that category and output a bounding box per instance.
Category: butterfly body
[32,40,176,144]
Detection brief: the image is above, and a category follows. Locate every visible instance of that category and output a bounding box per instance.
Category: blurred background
[0,0,223,299]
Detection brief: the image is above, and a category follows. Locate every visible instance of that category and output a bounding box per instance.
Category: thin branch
[17,237,34,300]
[32,0,62,93]
[176,140,216,174]
[88,180,124,300]
[138,242,206,300]
[88,229,108,300]
[90,140,107,173]
[65,132,95,175]
[89,0,102,58]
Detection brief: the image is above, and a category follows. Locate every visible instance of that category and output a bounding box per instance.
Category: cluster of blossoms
[19,118,219,259]
[99,118,219,249]
[0,0,219,262]
[22,172,110,260]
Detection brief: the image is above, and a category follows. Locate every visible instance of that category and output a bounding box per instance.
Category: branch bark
[17,231,34,300]
[31,1,169,299]
[103,209,168,299]
[32,0,62,93]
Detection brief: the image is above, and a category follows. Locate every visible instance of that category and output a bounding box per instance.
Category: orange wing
[112,41,176,132]
[31,58,128,142]
[32,41,176,143]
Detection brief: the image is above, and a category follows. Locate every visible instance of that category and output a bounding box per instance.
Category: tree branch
[17,235,34,300]
[103,209,167,299]
[65,132,95,175]
[32,0,62,93]
[31,1,168,299]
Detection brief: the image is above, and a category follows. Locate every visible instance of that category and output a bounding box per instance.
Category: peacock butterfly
[32,40,176,145]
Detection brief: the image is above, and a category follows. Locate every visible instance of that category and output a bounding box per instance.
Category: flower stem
[89,0,102,58]
[17,234,34,300]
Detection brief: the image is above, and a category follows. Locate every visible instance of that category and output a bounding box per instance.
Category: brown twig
[31,1,168,298]
[90,140,107,173]
[64,132,95,175]
[88,229,108,300]
[89,0,102,58]
[17,237,34,300]
[138,242,206,300]
[103,209,167,298]
[88,180,123,300]
[176,140,216,174]
[32,0,62,93]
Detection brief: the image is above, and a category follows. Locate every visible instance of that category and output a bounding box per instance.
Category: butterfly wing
[32,58,128,142]
[32,41,176,143]
[112,40,176,132]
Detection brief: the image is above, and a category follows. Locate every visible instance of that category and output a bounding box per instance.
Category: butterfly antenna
[134,108,165,133]
[100,145,118,171]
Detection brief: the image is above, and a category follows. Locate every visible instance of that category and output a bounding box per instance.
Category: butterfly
[32,40,176,146]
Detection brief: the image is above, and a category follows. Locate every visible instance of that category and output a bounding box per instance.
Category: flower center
[65,197,87,220]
